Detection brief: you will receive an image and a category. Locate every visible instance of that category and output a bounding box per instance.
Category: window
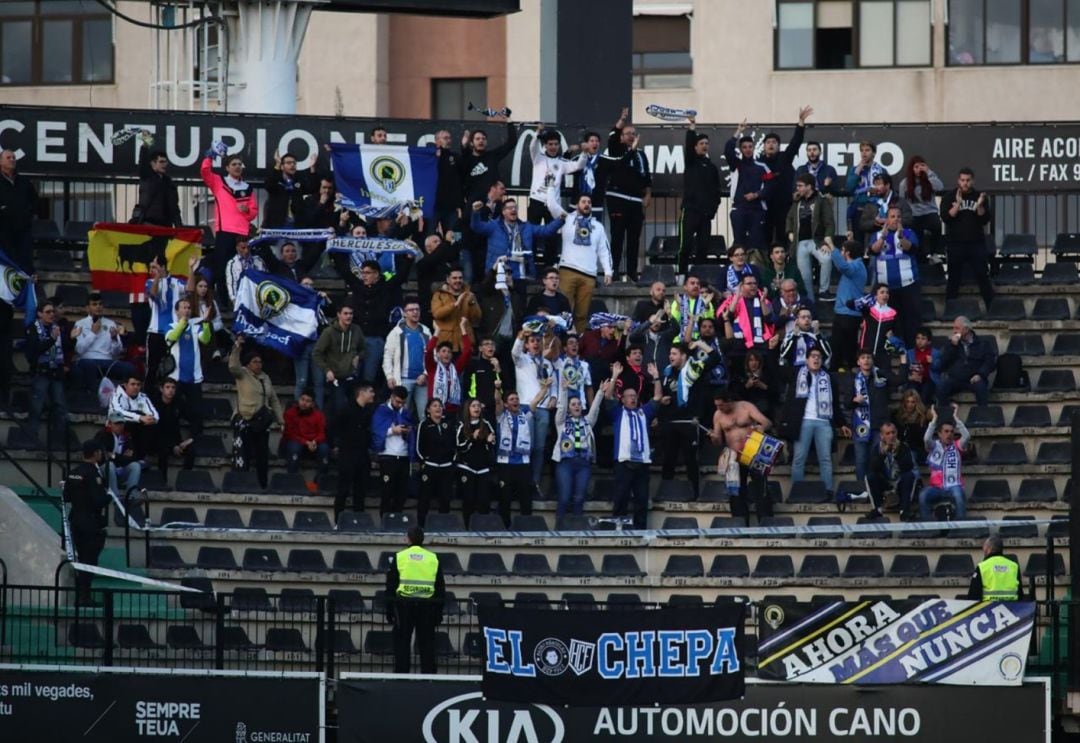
[0,0,114,85]
[431,78,488,120]
[948,0,1080,64]
[632,15,692,88]
[775,0,931,69]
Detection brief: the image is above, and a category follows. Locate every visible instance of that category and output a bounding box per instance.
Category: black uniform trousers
[729,464,773,525]
[945,239,994,308]
[392,597,440,673]
[417,463,454,527]
[497,462,533,527]
[335,453,370,516]
[608,196,645,279]
[679,208,712,275]
[379,455,412,515]
[71,528,105,601]
[457,468,491,528]
[660,420,701,498]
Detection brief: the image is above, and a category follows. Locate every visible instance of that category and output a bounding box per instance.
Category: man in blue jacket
[759,106,812,247]
[372,386,415,516]
[724,120,771,261]
[470,198,564,291]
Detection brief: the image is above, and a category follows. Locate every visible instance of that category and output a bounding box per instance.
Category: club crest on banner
[567,639,596,676]
[256,281,290,320]
[3,265,26,296]
[370,155,406,193]
[534,638,570,676]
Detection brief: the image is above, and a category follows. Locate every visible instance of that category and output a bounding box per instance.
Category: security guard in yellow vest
[967,534,1023,601]
[386,525,445,673]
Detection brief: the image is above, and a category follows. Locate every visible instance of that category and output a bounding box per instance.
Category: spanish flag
[87,223,203,293]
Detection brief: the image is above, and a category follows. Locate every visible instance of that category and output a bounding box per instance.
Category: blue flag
[232,269,319,359]
[0,249,37,326]
[329,143,438,219]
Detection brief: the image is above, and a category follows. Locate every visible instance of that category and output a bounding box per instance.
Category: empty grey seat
[425,513,466,532]
[179,578,215,611]
[753,555,795,578]
[667,594,704,608]
[167,625,210,650]
[854,514,892,539]
[934,554,975,577]
[279,589,317,613]
[964,406,1005,428]
[1011,405,1051,427]
[995,262,1035,285]
[1031,297,1071,320]
[889,555,930,578]
[381,512,415,532]
[469,513,507,532]
[158,507,199,525]
[468,592,505,611]
[249,509,289,530]
[1052,334,1080,356]
[1000,516,1037,539]
[512,554,553,576]
[511,514,549,532]
[514,592,552,606]
[363,631,395,655]
[920,262,946,286]
[176,470,216,493]
[1047,516,1069,539]
[269,472,308,495]
[562,593,598,610]
[986,297,1026,321]
[1025,553,1067,577]
[558,554,597,577]
[709,516,744,531]
[461,632,484,658]
[787,481,829,504]
[607,594,643,610]
[970,479,1011,503]
[602,554,645,576]
[986,442,1027,465]
[138,469,168,491]
[332,550,374,573]
[944,297,983,321]
[117,624,163,650]
[761,516,796,529]
[467,553,508,575]
[196,546,237,570]
[802,516,844,539]
[1017,479,1057,502]
[999,233,1037,257]
[328,589,365,613]
[1036,442,1071,464]
[1005,334,1045,356]
[1060,405,1080,426]
[67,623,105,649]
[843,555,885,578]
[945,517,989,539]
[149,545,187,569]
[662,555,704,577]
[232,587,274,612]
[222,470,261,494]
[376,551,395,572]
[286,549,329,572]
[661,516,699,530]
[1040,261,1078,284]
[557,514,593,530]
[438,553,465,576]
[798,554,840,578]
[243,548,283,571]
[330,630,360,655]
[337,511,375,532]
[655,480,695,501]
[709,555,750,578]
[293,511,333,532]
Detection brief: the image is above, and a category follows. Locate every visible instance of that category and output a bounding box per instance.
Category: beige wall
[296,12,387,117]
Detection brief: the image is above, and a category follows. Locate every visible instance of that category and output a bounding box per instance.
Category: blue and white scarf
[853,371,871,442]
[573,216,593,247]
[432,356,461,407]
[726,263,755,293]
[796,367,832,419]
[645,104,698,122]
[731,297,765,344]
[697,339,727,385]
[248,228,335,248]
[588,312,631,330]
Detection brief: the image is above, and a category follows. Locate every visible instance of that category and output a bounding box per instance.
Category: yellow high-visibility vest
[978,555,1020,601]
[395,545,439,599]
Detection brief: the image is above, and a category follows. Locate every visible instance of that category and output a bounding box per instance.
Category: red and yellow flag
[87,223,203,293]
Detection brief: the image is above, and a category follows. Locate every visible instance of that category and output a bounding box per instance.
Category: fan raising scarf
[251,228,336,249]
[853,371,871,442]
[929,440,962,488]
[796,367,833,419]
[433,357,462,407]
[645,104,698,122]
[588,312,631,330]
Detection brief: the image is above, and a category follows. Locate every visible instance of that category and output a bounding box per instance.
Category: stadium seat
[363,631,395,656]
[196,546,237,570]
[607,594,643,610]
[425,513,466,532]
[752,555,794,578]
[280,589,317,613]
[514,592,552,606]
[511,514,549,532]
[1047,516,1069,539]
[986,298,1026,321]
[854,514,892,539]
[1052,232,1080,258]
[462,632,484,658]
[175,469,217,493]
[381,512,415,532]
[118,624,163,650]
[1017,479,1058,502]
[1031,297,1071,321]
[199,397,234,421]
[266,629,309,653]
[248,509,289,531]
[920,262,946,286]
[709,516,744,531]
[964,405,1005,428]
[469,513,507,532]
[242,548,283,571]
[327,590,365,613]
[709,555,750,578]
[798,554,840,578]
[36,248,76,271]
[1011,405,1052,427]
[1000,516,1038,539]
[1036,442,1071,464]
[511,554,553,576]
[999,233,1037,257]
[179,578,216,611]
[557,514,593,530]
[167,625,210,651]
[970,479,1012,503]
[330,631,360,655]
[1005,334,1045,356]
[667,594,705,608]
[222,470,262,494]
[646,235,679,262]
[661,516,699,530]
[1062,405,1080,426]
[945,517,989,539]
[787,481,829,504]
[192,434,227,458]
[1036,370,1076,392]
[149,545,187,569]
[843,555,885,578]
[943,297,983,320]
[331,550,370,575]
[802,516,844,539]
[337,511,375,532]
[934,554,975,577]
[286,549,329,572]
[269,472,308,495]
[376,551,395,572]
[562,593,598,610]
[1025,553,1067,577]
[986,442,1028,465]
[443,592,464,616]
[232,587,274,612]
[31,218,61,242]
[638,264,676,286]
[662,555,704,577]
[995,262,1035,285]
[293,511,333,532]
[432,553,461,576]
[761,516,796,530]
[655,479,695,501]
[692,265,724,286]
[158,507,199,526]
[699,481,733,502]
[602,554,645,577]
[889,555,930,578]
[1052,334,1080,356]
[468,592,505,611]
[467,553,508,575]
[557,554,597,577]
[55,283,89,308]
[1040,261,1079,284]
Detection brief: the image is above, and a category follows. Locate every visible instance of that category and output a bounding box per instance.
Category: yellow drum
[737,430,784,475]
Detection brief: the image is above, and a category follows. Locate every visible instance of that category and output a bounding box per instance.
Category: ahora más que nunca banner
[756,598,1035,684]
[478,604,746,706]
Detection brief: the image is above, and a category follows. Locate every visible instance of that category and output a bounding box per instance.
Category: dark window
[948,0,1080,64]
[431,78,488,120]
[0,0,114,85]
[632,15,692,88]
[775,0,930,69]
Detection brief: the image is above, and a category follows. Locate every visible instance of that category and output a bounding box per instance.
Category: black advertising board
[0,664,323,742]
[477,605,746,706]
[2,104,1080,191]
[337,675,1050,743]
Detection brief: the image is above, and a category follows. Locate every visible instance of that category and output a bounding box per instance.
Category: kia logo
[422,692,565,743]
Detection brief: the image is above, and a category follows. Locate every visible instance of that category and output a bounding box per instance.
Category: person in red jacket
[282,392,329,478]
[424,317,473,420]
[200,141,259,291]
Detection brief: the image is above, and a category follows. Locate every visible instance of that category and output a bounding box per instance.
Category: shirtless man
[710,389,776,525]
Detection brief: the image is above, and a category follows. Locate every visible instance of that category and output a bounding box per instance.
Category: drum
[737,431,784,475]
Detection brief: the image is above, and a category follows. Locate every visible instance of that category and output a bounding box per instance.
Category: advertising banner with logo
[0,664,324,742]
[337,674,1050,743]
[756,599,1036,685]
[477,605,745,706]
[3,104,1080,192]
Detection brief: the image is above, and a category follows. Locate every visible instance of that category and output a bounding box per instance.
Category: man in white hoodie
[547,188,613,333]
[382,297,433,421]
[527,127,586,265]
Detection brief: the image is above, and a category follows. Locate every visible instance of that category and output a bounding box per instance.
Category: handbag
[247,405,275,434]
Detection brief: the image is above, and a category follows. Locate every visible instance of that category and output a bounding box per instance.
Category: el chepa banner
[478,605,746,706]
[0,665,323,742]
[757,598,1035,685]
[87,222,202,293]
[328,142,437,219]
[232,268,320,358]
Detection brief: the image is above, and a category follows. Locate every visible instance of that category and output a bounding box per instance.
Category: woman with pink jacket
[200,141,258,288]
